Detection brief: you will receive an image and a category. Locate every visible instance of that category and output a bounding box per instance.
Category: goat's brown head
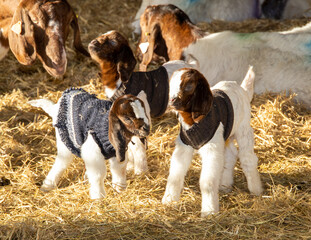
[138,4,203,71]
[8,0,89,77]
[169,68,213,125]
[109,94,150,162]
[88,30,137,84]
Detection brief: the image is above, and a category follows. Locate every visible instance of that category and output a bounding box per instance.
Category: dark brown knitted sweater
[110,66,169,118]
[180,89,234,150]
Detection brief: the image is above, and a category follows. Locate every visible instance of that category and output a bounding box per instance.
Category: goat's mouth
[170,97,181,110]
[44,59,67,78]
[88,44,110,62]
[88,42,98,56]
[134,125,150,137]
[88,41,105,57]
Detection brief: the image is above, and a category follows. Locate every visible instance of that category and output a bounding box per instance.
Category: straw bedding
[0,0,310,239]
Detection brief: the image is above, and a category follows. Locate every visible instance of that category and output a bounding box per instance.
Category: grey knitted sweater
[110,66,169,118]
[180,90,234,150]
[54,88,116,159]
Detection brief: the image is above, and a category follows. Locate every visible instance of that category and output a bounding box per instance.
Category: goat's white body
[183,26,311,107]
[29,98,148,199]
[163,68,263,216]
[283,0,311,18]
[0,28,9,60]
[132,0,259,34]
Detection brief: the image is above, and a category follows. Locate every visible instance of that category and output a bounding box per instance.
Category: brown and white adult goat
[29,89,150,199]
[137,4,206,71]
[0,0,89,77]
[132,0,262,35]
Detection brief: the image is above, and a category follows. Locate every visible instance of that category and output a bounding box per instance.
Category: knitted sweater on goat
[180,89,234,150]
[110,66,169,118]
[54,88,116,159]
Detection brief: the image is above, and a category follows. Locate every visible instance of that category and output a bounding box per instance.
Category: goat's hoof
[219,185,233,194]
[40,179,57,192]
[40,184,56,192]
[90,192,106,199]
[162,193,179,205]
[126,164,134,172]
[112,183,127,193]
[250,184,263,196]
[201,210,217,218]
[134,168,148,176]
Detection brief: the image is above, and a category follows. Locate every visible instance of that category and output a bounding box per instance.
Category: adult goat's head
[9,0,89,77]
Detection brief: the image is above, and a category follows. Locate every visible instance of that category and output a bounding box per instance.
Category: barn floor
[0,0,310,239]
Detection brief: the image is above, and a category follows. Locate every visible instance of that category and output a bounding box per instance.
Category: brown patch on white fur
[88,30,137,88]
[171,68,213,126]
[138,4,205,71]
[2,0,89,77]
[109,94,150,162]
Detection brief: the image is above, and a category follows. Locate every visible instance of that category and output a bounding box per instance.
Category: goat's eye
[123,116,131,123]
[31,17,39,24]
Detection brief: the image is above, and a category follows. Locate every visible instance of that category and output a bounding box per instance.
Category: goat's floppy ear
[70,13,90,57]
[139,24,161,71]
[117,44,137,83]
[139,24,160,71]
[108,111,128,162]
[190,72,213,123]
[184,53,200,69]
[9,6,36,65]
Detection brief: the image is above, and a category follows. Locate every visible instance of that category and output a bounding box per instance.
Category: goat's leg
[199,125,225,217]
[162,135,194,204]
[129,136,148,175]
[81,133,107,199]
[109,156,128,193]
[236,124,263,196]
[126,142,135,172]
[219,138,238,193]
[41,129,74,192]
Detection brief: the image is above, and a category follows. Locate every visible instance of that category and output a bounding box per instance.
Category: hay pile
[0,0,310,239]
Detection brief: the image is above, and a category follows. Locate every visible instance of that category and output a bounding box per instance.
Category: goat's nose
[89,39,98,46]
[142,125,150,133]
[170,97,177,105]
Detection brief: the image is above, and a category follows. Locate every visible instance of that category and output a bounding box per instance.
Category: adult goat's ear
[117,44,137,83]
[70,12,90,57]
[9,6,36,65]
[139,24,160,71]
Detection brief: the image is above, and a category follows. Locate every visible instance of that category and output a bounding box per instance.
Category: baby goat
[183,23,311,107]
[0,0,89,77]
[29,89,150,199]
[162,67,263,216]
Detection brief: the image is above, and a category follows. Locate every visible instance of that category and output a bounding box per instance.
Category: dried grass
[0,0,310,239]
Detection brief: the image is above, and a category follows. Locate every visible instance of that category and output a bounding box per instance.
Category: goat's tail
[28,99,56,118]
[240,66,255,102]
